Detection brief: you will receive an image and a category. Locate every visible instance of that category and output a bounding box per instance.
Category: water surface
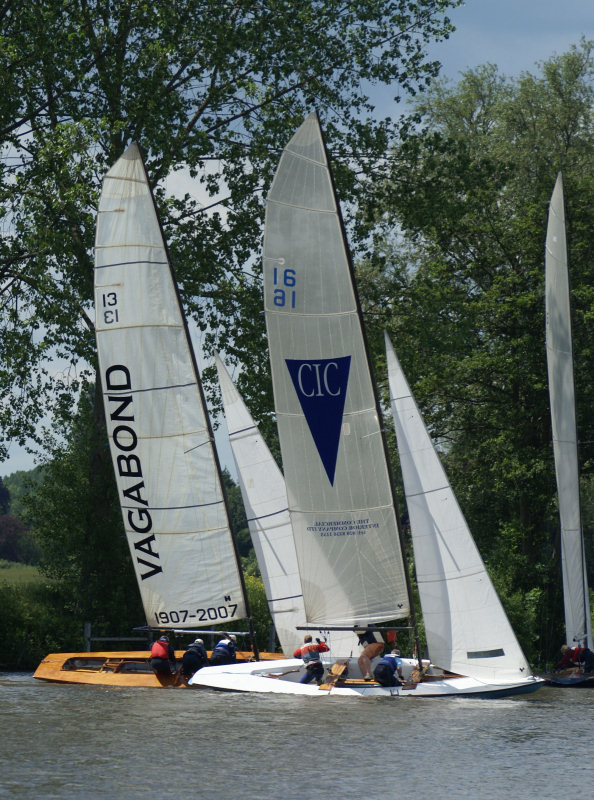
[0,673,589,799]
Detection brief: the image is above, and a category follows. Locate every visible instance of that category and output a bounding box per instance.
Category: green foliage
[0,560,44,586]
[245,573,276,652]
[0,516,41,564]
[0,582,83,670]
[2,467,45,522]
[22,385,144,638]
[0,0,459,461]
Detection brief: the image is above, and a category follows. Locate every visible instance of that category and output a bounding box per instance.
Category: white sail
[545,172,593,650]
[215,354,305,654]
[215,355,359,656]
[385,332,531,681]
[94,143,246,630]
[262,112,409,627]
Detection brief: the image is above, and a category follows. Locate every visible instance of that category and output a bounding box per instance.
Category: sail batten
[94,143,247,630]
[263,112,410,627]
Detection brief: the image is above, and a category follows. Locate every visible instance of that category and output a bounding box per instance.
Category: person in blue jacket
[373,649,404,687]
[209,633,237,666]
[181,638,208,680]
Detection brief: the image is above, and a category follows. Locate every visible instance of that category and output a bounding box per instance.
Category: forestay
[545,173,593,650]
[94,143,246,629]
[262,113,409,627]
[385,332,531,681]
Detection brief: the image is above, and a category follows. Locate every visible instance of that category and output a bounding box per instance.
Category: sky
[1,0,591,478]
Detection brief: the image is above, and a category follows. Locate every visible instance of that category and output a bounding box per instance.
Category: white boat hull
[189,658,543,698]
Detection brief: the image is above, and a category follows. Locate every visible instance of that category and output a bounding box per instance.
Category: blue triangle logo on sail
[285,356,351,485]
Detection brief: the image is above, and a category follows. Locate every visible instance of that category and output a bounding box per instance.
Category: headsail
[385,332,531,680]
[262,113,410,627]
[545,172,593,650]
[94,143,247,630]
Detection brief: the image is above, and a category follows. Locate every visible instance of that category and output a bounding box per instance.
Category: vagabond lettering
[105,365,162,580]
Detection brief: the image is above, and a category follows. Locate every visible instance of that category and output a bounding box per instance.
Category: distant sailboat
[35,143,280,687]
[544,172,594,686]
[189,113,542,696]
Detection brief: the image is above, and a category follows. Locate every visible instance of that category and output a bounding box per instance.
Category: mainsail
[262,112,410,627]
[94,143,247,630]
[385,332,531,680]
[545,172,593,650]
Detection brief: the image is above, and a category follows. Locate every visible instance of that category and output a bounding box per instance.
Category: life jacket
[212,638,235,657]
[151,640,170,659]
[377,654,401,673]
[295,642,328,665]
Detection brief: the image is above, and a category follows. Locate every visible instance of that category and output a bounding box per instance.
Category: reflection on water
[0,673,591,799]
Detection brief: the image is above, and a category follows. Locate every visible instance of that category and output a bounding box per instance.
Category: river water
[0,672,591,799]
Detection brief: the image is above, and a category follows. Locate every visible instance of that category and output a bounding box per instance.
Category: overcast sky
[1,0,590,476]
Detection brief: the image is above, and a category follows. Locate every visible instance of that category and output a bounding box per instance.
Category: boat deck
[34,650,285,688]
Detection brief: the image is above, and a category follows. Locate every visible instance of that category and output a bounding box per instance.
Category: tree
[357,41,594,662]
[0,477,8,514]
[23,385,144,637]
[0,513,40,563]
[0,0,459,463]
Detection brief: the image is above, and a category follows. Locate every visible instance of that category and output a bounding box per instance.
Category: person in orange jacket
[293,634,330,685]
[150,635,176,675]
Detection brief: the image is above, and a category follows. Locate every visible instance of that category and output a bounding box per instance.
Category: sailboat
[543,172,594,687]
[189,112,542,696]
[385,333,541,693]
[34,143,280,687]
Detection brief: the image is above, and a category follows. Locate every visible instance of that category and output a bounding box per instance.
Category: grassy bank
[0,560,45,587]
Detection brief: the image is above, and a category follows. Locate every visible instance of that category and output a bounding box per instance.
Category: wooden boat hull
[543,668,594,687]
[189,658,544,698]
[33,650,285,688]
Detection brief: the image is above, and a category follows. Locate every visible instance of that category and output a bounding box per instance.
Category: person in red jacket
[150,635,176,675]
[555,644,594,672]
[293,634,330,685]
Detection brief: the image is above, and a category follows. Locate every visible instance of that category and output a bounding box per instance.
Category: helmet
[193,638,204,646]
[229,634,237,643]
[158,636,169,642]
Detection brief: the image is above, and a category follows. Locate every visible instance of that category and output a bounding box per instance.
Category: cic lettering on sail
[285,355,351,485]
